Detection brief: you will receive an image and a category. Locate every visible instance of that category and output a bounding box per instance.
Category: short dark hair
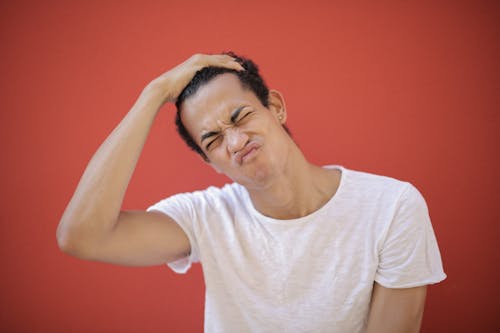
[175,52,288,161]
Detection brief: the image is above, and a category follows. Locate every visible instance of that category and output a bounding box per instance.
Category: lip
[234,142,260,165]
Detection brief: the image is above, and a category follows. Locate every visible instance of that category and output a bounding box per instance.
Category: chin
[233,164,276,189]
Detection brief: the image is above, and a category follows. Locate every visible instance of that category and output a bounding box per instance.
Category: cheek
[260,115,283,136]
[248,112,276,132]
[206,145,231,166]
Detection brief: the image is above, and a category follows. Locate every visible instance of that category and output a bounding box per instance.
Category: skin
[180,73,428,332]
[366,283,427,333]
[180,73,340,219]
[57,53,427,332]
[56,54,241,266]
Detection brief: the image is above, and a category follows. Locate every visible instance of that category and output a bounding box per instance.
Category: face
[180,73,289,189]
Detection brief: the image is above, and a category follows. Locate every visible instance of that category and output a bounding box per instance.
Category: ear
[267,89,287,124]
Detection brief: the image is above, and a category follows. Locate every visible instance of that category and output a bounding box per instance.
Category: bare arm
[365,283,427,333]
[56,54,243,266]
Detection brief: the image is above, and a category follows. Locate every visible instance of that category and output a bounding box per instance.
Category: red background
[1,0,499,332]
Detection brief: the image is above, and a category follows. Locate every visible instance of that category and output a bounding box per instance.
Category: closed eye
[206,135,222,150]
[236,112,252,123]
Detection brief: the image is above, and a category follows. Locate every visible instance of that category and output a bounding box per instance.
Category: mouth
[235,142,260,165]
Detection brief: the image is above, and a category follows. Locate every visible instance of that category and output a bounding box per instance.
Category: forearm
[56,54,243,258]
[57,87,163,253]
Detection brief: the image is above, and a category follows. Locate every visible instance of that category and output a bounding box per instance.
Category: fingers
[213,54,245,71]
[144,53,245,105]
[191,53,244,72]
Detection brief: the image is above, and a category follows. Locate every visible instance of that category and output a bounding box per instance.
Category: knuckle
[190,53,203,63]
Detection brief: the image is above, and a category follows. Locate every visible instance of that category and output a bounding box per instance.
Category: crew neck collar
[240,165,346,225]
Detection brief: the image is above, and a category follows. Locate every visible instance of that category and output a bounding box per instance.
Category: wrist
[132,86,167,117]
[143,78,174,105]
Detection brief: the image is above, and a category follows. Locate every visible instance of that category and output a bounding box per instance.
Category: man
[57,53,446,332]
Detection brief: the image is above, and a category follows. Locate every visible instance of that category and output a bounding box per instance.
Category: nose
[225,127,249,154]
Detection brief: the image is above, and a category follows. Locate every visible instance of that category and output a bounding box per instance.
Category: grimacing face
[180,73,290,189]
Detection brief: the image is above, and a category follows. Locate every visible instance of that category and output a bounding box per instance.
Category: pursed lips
[234,141,260,165]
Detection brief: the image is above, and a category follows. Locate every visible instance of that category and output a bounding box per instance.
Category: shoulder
[338,166,414,202]
[344,167,407,189]
[148,182,247,213]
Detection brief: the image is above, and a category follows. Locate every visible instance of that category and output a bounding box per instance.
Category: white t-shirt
[148,166,446,333]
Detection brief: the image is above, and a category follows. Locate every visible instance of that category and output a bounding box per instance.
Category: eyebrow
[201,130,219,143]
[230,106,245,123]
[200,106,246,144]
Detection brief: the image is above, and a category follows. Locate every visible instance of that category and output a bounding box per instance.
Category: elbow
[56,219,94,260]
[56,227,77,256]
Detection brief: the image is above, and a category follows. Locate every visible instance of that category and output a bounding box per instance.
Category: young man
[57,53,446,332]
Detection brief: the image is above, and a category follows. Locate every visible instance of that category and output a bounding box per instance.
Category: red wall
[1,1,499,332]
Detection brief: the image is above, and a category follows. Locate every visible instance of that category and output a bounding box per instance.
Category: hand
[143,53,244,108]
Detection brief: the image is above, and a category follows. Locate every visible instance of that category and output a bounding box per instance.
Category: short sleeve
[375,183,447,288]
[147,191,205,274]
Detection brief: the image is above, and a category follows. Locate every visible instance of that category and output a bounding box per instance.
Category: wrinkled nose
[225,127,248,154]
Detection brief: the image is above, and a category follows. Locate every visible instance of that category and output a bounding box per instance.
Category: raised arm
[56,54,243,266]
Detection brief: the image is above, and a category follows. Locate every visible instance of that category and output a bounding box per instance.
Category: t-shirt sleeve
[147,191,206,274]
[375,183,447,288]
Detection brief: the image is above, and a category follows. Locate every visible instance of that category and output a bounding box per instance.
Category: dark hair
[175,52,288,161]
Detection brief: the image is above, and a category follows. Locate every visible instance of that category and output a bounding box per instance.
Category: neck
[246,151,341,220]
